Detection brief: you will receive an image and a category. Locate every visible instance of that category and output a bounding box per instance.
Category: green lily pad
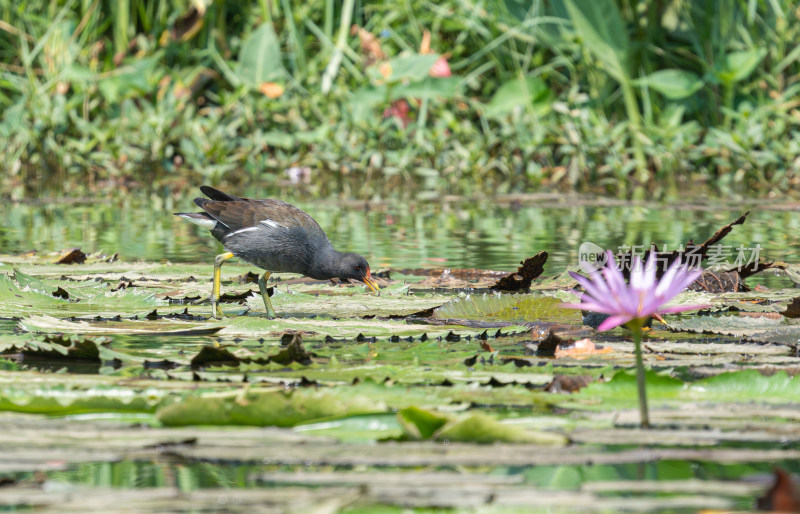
[434,293,579,324]
[157,387,384,427]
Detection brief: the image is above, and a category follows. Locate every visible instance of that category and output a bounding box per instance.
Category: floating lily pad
[433,293,579,324]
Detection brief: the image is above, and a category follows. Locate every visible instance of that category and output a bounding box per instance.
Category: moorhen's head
[336,253,380,295]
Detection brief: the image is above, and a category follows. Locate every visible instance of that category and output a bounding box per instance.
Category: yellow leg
[257,271,277,319]
[211,252,234,319]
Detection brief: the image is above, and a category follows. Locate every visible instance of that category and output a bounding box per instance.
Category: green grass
[1,0,799,199]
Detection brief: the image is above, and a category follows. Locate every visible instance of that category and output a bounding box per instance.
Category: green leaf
[397,406,449,439]
[634,69,704,100]
[437,412,568,445]
[572,369,800,407]
[368,54,440,85]
[716,49,767,85]
[686,369,800,401]
[97,53,163,103]
[347,85,388,122]
[563,0,630,83]
[158,388,381,427]
[0,384,166,415]
[484,77,552,118]
[262,131,295,149]
[236,24,287,88]
[295,413,402,442]
[392,77,461,100]
[434,293,576,323]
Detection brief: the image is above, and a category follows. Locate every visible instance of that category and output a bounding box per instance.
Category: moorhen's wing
[198,197,327,238]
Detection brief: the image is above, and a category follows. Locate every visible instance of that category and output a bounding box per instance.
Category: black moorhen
[175,185,380,318]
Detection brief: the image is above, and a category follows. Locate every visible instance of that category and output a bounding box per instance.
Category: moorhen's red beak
[363,268,380,296]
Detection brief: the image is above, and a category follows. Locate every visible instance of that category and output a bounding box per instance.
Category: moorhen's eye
[354,265,361,271]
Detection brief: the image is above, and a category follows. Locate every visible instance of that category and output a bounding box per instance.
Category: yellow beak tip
[365,278,380,296]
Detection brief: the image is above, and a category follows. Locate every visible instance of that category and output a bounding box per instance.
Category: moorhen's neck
[307,245,345,280]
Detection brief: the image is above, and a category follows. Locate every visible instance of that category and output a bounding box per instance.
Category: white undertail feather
[176,214,218,230]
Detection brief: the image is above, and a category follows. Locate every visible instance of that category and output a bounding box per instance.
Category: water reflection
[2,194,799,273]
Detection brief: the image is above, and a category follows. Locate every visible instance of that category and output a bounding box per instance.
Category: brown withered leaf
[498,357,533,368]
[756,468,800,512]
[781,298,800,319]
[396,268,507,281]
[687,270,742,293]
[351,25,385,65]
[238,271,260,284]
[3,334,108,362]
[544,375,598,394]
[166,3,205,43]
[51,287,70,300]
[191,335,314,370]
[479,340,495,352]
[111,280,134,292]
[535,331,568,357]
[491,251,548,292]
[616,212,751,280]
[219,289,258,302]
[269,333,313,366]
[406,267,507,289]
[735,260,775,281]
[694,210,750,258]
[191,346,240,369]
[55,248,87,264]
[165,294,202,304]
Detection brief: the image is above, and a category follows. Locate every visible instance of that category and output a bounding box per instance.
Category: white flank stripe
[260,219,288,230]
[227,226,260,237]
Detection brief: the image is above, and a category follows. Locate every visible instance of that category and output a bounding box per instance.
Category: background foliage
[1,0,799,199]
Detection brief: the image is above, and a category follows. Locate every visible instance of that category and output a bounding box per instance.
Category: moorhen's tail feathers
[200,185,241,202]
[200,201,263,233]
[174,211,217,230]
[193,197,212,210]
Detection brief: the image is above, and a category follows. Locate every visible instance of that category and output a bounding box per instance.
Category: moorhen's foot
[211,301,225,319]
[257,271,277,318]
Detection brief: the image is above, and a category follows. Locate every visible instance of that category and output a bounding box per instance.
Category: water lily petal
[560,301,626,316]
[654,258,681,297]
[597,314,635,331]
[569,271,612,306]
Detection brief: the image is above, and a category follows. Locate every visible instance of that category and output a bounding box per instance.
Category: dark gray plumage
[175,185,379,318]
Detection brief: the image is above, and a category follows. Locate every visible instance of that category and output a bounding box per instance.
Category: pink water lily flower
[562,250,704,331]
[562,250,706,428]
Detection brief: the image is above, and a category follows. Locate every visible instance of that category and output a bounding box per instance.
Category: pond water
[8,456,790,510]
[2,192,799,275]
[2,191,800,511]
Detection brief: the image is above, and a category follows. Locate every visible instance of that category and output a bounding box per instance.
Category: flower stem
[629,320,650,428]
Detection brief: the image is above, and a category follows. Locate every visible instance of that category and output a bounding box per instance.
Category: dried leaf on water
[780,297,800,319]
[491,251,548,292]
[756,468,800,512]
[55,248,87,265]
